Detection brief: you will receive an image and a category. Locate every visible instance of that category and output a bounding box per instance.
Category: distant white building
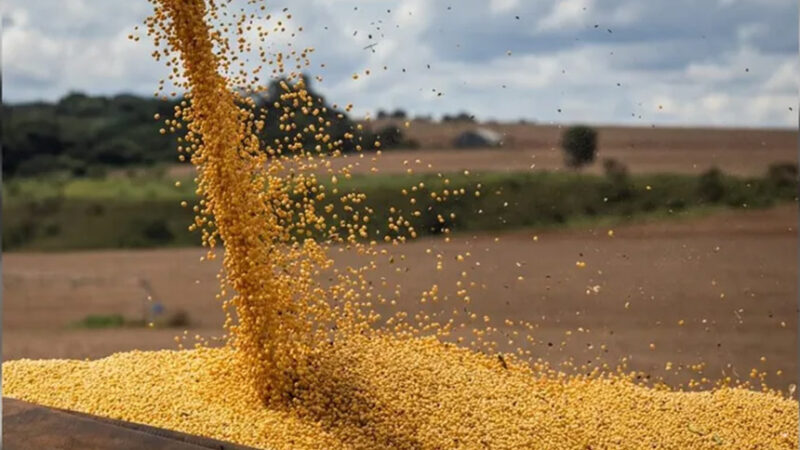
[453,128,503,148]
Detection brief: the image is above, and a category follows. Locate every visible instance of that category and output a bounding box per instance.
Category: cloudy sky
[3,0,797,127]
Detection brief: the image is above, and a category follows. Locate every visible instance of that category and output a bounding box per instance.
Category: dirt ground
[361,122,796,176]
[375,121,796,153]
[319,143,795,177]
[166,123,796,178]
[4,205,796,392]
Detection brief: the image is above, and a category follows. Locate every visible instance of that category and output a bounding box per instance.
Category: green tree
[561,125,597,169]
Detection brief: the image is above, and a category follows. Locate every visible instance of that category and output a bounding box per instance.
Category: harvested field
[332,143,795,176]
[5,205,796,391]
[368,121,796,154]
[166,123,796,178]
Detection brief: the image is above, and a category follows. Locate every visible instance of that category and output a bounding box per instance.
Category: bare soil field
[376,121,796,153]
[322,143,795,177]
[359,122,796,176]
[165,123,796,178]
[4,205,797,391]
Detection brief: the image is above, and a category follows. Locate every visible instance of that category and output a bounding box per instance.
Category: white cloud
[536,0,593,32]
[763,59,798,93]
[489,0,520,15]
[3,0,163,101]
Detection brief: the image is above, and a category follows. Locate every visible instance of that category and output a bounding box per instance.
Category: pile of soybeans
[4,1,797,448]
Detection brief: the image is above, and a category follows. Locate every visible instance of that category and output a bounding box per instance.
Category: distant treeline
[3,93,179,177]
[2,77,417,177]
[4,167,796,251]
